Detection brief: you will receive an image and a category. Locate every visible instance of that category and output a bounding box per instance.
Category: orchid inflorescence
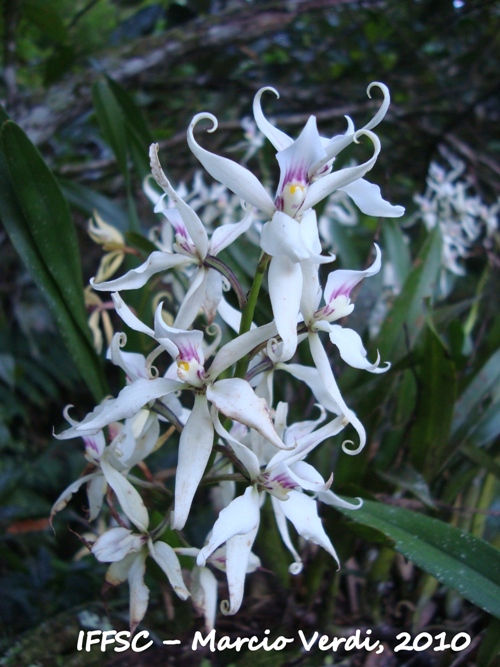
[52,84,404,631]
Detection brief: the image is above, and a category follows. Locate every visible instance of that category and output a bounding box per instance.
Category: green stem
[234,251,271,379]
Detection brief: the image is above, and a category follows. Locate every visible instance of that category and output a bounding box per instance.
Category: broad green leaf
[106,77,154,148]
[338,499,500,619]
[452,348,500,439]
[0,121,107,401]
[376,226,442,361]
[1,121,88,336]
[407,323,457,477]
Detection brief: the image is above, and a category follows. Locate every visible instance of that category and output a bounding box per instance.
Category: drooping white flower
[93,526,189,633]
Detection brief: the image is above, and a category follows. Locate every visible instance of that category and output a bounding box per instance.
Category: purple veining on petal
[84,436,102,462]
[177,341,202,363]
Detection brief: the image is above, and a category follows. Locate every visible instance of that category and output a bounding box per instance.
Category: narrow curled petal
[149,540,190,600]
[327,323,389,373]
[173,267,209,330]
[318,490,363,510]
[221,523,260,616]
[253,87,293,151]
[339,178,404,217]
[101,452,150,531]
[269,416,345,469]
[108,333,149,381]
[171,394,214,530]
[92,527,144,562]
[91,251,193,291]
[271,495,303,574]
[154,303,205,364]
[308,332,366,454]
[187,113,275,217]
[150,144,209,258]
[207,378,290,450]
[276,362,342,415]
[279,490,339,567]
[197,486,260,566]
[112,292,155,337]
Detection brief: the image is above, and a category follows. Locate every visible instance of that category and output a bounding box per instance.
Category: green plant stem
[234,251,271,379]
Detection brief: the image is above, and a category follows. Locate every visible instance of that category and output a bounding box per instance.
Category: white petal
[320,323,390,373]
[101,452,150,531]
[318,490,363,510]
[187,113,275,217]
[211,408,261,479]
[279,490,339,566]
[91,251,192,291]
[209,211,253,256]
[221,523,260,616]
[75,378,182,433]
[207,378,289,450]
[285,461,331,493]
[106,551,137,585]
[207,322,278,380]
[261,212,312,262]
[92,527,144,562]
[171,394,214,530]
[172,268,208,331]
[150,144,209,258]
[308,332,366,454]
[191,566,218,631]
[87,473,108,521]
[271,496,303,574]
[276,362,342,414]
[128,551,149,634]
[108,333,149,381]
[149,540,190,600]
[197,486,260,566]
[322,244,381,308]
[111,292,154,337]
[267,255,302,362]
[302,130,381,211]
[50,473,97,523]
[340,178,404,217]
[253,87,293,151]
[154,304,205,363]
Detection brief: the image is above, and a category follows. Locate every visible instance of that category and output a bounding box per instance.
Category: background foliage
[1,0,499,665]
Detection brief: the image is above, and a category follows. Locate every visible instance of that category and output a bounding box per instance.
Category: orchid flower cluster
[413,151,499,291]
[52,84,404,631]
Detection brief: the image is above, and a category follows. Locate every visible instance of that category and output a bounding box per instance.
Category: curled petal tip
[190,112,218,134]
[256,85,280,100]
[289,561,303,575]
[341,438,364,456]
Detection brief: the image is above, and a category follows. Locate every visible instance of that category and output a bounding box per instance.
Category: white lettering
[298,630,318,651]
[192,629,216,652]
[131,631,153,652]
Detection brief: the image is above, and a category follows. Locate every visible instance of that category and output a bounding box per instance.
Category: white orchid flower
[51,409,160,531]
[186,86,403,360]
[93,526,189,633]
[62,296,291,531]
[195,406,359,594]
[92,145,252,329]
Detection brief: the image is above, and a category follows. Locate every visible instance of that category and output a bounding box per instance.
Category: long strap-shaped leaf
[0,115,107,401]
[338,499,500,619]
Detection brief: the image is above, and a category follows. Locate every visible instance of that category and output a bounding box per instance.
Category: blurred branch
[13,0,360,144]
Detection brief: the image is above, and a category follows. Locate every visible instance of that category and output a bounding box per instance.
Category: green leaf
[59,179,129,231]
[376,226,442,362]
[406,323,457,477]
[338,499,500,619]
[477,617,500,667]
[2,121,88,335]
[0,120,107,401]
[452,348,500,440]
[381,218,411,290]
